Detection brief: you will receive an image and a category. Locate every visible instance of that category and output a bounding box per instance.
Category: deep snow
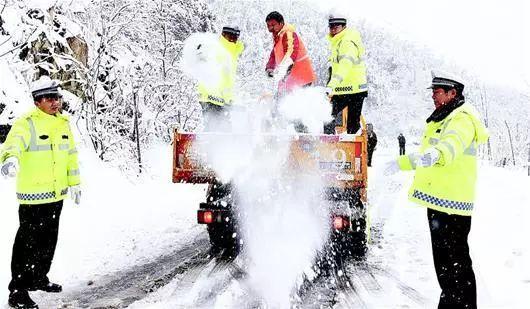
[1,140,529,308]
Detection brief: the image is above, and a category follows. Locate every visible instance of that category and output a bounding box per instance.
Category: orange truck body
[172,116,368,203]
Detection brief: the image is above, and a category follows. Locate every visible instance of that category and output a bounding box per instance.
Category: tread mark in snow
[53,235,211,308]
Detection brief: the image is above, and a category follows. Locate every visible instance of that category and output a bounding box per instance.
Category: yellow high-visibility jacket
[0,107,80,205]
[198,36,244,106]
[327,28,368,95]
[398,103,489,216]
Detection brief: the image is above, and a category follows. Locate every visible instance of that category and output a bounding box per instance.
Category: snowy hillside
[1,0,529,167]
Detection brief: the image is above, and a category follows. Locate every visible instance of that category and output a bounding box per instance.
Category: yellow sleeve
[398,153,420,171]
[66,123,81,186]
[0,118,30,163]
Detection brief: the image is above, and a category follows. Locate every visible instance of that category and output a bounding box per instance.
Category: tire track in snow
[297,255,427,308]
[167,251,264,308]
[340,259,428,307]
[46,234,211,308]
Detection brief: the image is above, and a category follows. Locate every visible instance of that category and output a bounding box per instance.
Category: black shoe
[33,282,62,293]
[8,290,39,309]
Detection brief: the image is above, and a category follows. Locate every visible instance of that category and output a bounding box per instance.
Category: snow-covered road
[1,144,529,308]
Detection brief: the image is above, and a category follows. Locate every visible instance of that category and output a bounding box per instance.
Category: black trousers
[8,201,63,292]
[399,145,406,155]
[427,208,476,309]
[324,92,367,134]
[367,147,375,166]
[200,102,230,132]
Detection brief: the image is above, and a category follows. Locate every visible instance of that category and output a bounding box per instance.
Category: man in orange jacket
[265,11,316,94]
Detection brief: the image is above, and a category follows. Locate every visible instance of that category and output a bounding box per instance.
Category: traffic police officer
[197,25,244,131]
[1,76,81,309]
[324,14,368,135]
[385,72,489,308]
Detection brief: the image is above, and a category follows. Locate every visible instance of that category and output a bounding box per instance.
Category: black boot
[32,282,62,293]
[8,290,39,309]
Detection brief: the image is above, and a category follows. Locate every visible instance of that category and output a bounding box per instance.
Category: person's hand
[70,185,81,205]
[384,160,401,176]
[1,157,19,178]
[417,148,440,168]
[274,58,294,81]
[324,87,333,99]
[265,68,274,78]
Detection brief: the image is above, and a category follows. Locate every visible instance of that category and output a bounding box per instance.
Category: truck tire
[348,197,367,258]
[204,182,239,255]
[207,222,238,255]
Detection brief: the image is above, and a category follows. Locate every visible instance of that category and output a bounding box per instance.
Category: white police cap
[328,11,347,25]
[31,76,61,99]
[428,70,465,91]
[222,26,240,36]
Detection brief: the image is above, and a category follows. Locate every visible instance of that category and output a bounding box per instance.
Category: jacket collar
[426,97,465,123]
[277,23,295,37]
[219,36,244,56]
[327,27,350,44]
[31,107,68,122]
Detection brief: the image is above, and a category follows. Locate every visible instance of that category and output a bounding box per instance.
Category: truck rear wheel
[206,221,239,255]
[327,190,368,260]
[203,182,239,255]
[345,197,367,258]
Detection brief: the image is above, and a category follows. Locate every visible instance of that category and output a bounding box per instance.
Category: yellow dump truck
[172,111,369,257]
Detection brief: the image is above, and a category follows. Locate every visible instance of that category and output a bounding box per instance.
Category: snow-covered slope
[1,0,529,166]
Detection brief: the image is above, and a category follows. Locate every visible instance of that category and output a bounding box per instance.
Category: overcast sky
[309,0,529,91]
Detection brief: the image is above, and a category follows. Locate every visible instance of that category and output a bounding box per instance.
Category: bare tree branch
[1,0,6,15]
[0,26,38,59]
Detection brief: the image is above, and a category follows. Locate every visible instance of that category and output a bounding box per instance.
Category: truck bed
[172,130,368,192]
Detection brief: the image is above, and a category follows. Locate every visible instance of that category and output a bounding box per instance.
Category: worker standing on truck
[265,11,316,95]
[384,72,489,308]
[0,76,81,309]
[197,26,244,131]
[323,14,368,135]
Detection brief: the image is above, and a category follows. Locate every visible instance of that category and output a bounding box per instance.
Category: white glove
[70,185,81,205]
[384,160,401,176]
[324,87,333,98]
[417,148,441,168]
[1,157,19,178]
[274,57,294,81]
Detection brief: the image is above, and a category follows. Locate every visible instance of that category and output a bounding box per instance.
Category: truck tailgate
[172,130,367,190]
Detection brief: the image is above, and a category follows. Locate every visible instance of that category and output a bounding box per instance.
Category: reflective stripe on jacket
[0,107,81,205]
[397,103,489,215]
[327,28,368,95]
[198,36,244,106]
[266,24,316,92]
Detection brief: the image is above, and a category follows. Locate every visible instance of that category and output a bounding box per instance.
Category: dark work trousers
[9,201,63,292]
[427,208,477,309]
[367,147,375,166]
[399,145,406,155]
[324,92,367,134]
[200,102,229,132]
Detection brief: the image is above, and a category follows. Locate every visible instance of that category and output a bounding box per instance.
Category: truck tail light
[198,210,214,224]
[333,216,350,230]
